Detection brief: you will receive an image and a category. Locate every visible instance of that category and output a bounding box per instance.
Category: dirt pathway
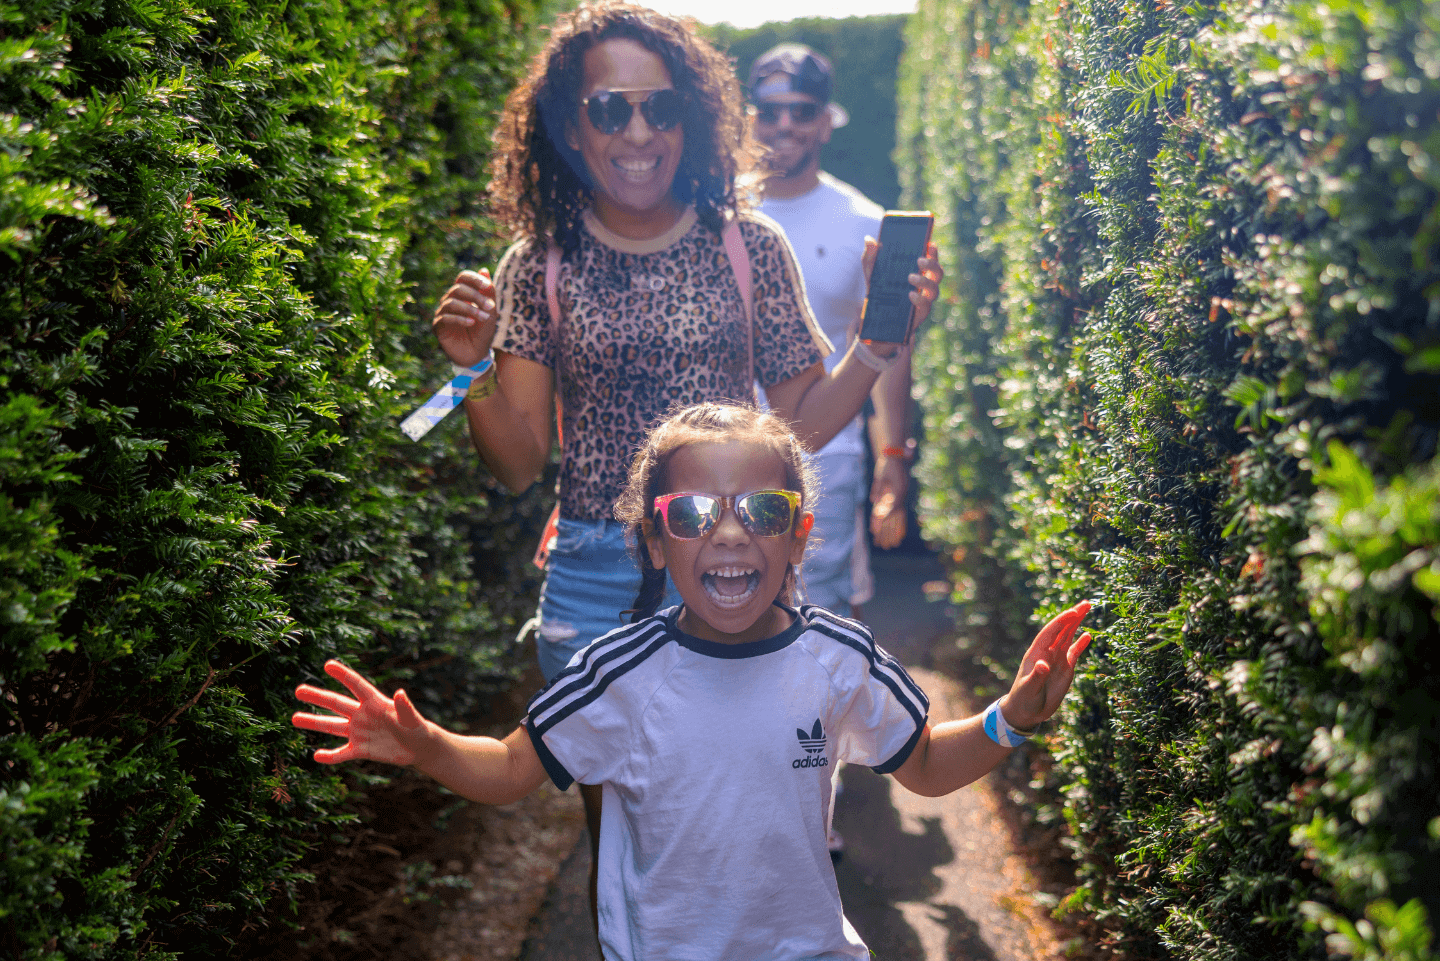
[429,552,1076,961]
[828,663,1066,960]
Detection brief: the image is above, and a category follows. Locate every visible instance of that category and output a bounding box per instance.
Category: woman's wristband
[982,699,1037,748]
[452,351,494,381]
[853,339,901,373]
[456,351,497,400]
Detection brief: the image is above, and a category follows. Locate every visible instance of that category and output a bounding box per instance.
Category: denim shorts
[798,450,874,613]
[528,517,682,681]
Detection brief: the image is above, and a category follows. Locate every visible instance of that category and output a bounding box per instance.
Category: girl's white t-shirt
[525,605,929,961]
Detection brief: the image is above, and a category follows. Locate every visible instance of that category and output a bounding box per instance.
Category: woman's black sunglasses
[584,89,686,135]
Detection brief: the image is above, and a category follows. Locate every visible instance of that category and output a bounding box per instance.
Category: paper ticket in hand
[399,356,495,442]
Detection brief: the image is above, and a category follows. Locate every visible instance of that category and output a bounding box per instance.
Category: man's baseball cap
[747,43,850,128]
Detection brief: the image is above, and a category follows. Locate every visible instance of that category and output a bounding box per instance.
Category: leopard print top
[493,207,831,520]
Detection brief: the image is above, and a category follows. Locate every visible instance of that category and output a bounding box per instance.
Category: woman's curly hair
[614,402,818,623]
[487,0,761,254]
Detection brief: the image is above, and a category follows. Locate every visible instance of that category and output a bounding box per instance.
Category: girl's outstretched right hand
[293,660,435,767]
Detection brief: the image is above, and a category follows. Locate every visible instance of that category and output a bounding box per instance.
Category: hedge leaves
[1,0,553,956]
[900,0,1440,955]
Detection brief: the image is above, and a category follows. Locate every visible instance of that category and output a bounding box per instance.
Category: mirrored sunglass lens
[754,103,780,124]
[665,496,717,538]
[642,90,684,130]
[738,492,795,536]
[790,102,819,122]
[587,93,630,133]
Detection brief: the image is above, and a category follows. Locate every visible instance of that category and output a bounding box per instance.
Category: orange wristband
[881,446,906,459]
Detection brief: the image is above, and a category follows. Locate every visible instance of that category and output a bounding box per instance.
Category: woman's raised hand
[999,601,1093,732]
[292,660,436,767]
[859,240,945,345]
[432,268,499,369]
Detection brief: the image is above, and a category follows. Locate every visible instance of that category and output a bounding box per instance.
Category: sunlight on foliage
[900,0,1440,954]
[0,0,556,956]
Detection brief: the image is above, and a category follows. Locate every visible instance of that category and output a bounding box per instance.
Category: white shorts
[798,450,875,613]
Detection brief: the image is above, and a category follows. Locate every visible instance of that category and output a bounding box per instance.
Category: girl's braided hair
[614,402,818,622]
[487,0,763,255]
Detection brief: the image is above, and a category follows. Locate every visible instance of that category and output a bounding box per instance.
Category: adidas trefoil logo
[793,719,829,769]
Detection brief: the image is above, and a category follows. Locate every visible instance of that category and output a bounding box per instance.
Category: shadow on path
[834,764,978,961]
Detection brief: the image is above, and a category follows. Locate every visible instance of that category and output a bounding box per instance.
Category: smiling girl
[293,402,1092,961]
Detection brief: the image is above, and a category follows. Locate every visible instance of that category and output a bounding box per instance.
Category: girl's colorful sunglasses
[584,89,686,135]
[652,490,802,540]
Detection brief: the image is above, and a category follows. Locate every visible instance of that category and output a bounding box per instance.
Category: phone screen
[859,211,934,345]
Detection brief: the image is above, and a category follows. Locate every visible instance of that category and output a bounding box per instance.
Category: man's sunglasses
[652,490,803,540]
[751,101,821,125]
[584,89,686,135]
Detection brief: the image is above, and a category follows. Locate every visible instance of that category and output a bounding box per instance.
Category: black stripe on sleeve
[524,715,575,792]
[805,608,931,767]
[528,618,667,719]
[528,621,675,737]
[807,610,930,721]
[873,716,927,774]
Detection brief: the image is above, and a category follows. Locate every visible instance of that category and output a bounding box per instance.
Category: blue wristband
[399,352,495,441]
[982,699,1036,748]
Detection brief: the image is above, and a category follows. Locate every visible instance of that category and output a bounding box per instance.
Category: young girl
[292,402,1091,961]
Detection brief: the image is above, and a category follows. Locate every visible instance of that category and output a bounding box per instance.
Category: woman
[428,0,941,925]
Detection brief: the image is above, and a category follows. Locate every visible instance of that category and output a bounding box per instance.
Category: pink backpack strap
[544,244,565,449]
[720,219,756,399]
[534,243,565,570]
[545,244,563,330]
[722,219,752,320]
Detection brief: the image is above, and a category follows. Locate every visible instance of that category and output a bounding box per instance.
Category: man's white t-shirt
[760,173,885,459]
[525,604,929,961]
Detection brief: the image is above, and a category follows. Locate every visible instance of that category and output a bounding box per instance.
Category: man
[749,43,915,625]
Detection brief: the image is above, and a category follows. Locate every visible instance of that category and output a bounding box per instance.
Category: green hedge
[705,15,909,209]
[0,0,557,956]
[899,0,1440,956]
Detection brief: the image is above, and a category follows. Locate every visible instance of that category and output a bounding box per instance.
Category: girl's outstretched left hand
[1000,601,1093,732]
[292,660,436,767]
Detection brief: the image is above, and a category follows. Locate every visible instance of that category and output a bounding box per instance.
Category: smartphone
[859,211,934,345]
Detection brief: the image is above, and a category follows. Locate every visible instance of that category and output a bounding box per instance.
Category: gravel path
[430,552,1075,961]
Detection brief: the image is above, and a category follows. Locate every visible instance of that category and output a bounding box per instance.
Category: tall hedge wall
[0,0,558,956]
[899,0,1440,956]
